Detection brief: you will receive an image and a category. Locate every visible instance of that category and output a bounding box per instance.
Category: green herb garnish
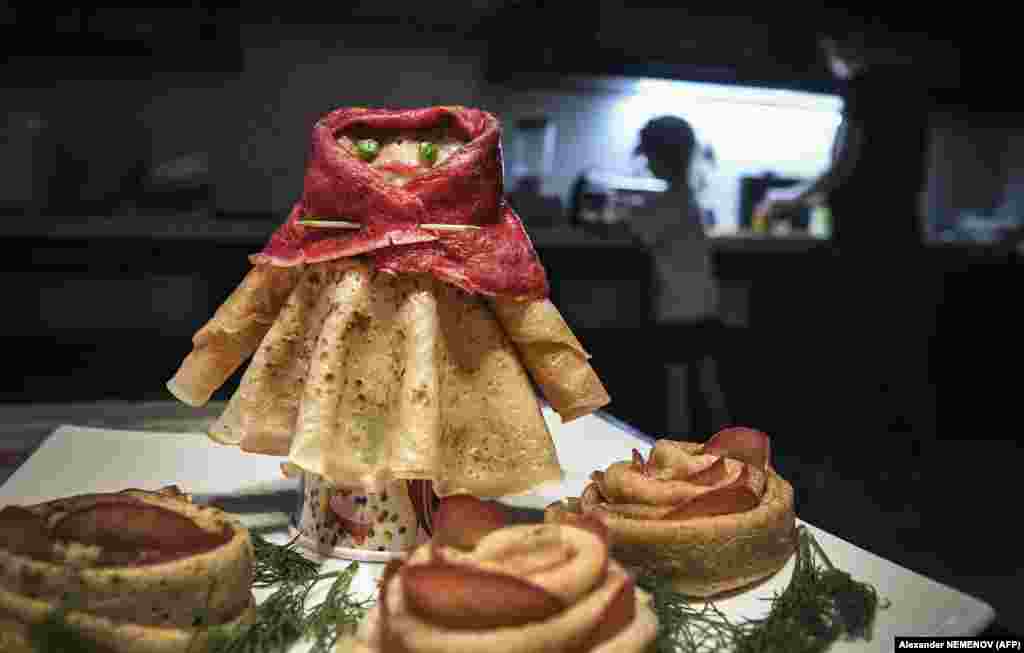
[734,527,889,653]
[418,141,438,165]
[208,567,367,653]
[26,534,371,653]
[207,535,372,653]
[637,526,889,653]
[305,563,373,653]
[355,139,380,161]
[28,599,104,653]
[207,573,312,653]
[635,583,743,653]
[252,533,320,588]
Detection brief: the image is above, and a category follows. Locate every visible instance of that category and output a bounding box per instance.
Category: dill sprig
[637,574,750,653]
[252,533,321,588]
[305,563,373,653]
[27,598,104,653]
[25,534,369,653]
[637,526,889,653]
[207,536,372,653]
[734,527,889,653]
[207,572,316,653]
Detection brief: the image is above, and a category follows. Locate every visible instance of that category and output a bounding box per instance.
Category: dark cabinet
[5,233,656,408]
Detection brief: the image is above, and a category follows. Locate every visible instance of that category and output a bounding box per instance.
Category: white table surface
[0,404,997,651]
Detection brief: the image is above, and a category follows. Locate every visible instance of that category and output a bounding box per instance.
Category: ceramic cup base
[292,472,429,561]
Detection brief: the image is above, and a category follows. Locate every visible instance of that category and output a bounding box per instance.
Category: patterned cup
[290,472,435,562]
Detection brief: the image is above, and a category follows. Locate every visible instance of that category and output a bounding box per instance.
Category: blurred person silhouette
[753,34,872,232]
[627,115,731,438]
[755,26,938,452]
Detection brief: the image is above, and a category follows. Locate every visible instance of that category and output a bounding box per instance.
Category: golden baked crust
[167,263,305,408]
[489,297,610,422]
[199,260,564,497]
[546,442,796,597]
[350,522,658,653]
[0,591,255,653]
[0,488,255,653]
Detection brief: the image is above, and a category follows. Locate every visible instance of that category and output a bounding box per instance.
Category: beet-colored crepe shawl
[251,106,549,300]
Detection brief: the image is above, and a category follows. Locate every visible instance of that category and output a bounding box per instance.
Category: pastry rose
[0,486,254,653]
[346,498,657,653]
[547,427,796,597]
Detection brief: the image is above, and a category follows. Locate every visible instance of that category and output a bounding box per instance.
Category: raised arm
[754,115,864,224]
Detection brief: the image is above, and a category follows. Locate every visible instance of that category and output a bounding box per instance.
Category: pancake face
[337,125,467,187]
[255,106,550,300]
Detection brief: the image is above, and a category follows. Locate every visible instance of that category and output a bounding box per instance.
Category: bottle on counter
[810,205,832,238]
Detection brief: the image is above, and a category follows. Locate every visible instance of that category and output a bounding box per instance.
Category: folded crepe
[342,506,658,653]
[546,428,796,597]
[490,297,610,422]
[167,263,305,407]
[215,258,564,496]
[167,106,609,497]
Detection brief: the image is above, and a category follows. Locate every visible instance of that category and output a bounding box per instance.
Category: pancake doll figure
[167,107,610,559]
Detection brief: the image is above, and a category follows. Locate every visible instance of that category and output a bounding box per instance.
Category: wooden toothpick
[420,224,482,232]
[296,219,360,229]
[297,219,482,232]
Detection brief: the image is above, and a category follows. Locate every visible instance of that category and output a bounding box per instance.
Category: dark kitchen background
[2,3,1020,636]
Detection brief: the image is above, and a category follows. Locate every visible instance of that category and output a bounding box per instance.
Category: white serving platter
[0,407,996,651]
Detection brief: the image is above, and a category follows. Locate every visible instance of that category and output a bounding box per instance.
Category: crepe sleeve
[490,297,610,422]
[166,264,304,406]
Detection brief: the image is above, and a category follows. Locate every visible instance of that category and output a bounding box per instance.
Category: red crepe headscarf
[251,106,549,300]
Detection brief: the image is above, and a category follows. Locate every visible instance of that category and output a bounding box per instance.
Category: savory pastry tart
[545,427,796,597]
[342,497,658,653]
[166,106,610,558]
[0,486,254,653]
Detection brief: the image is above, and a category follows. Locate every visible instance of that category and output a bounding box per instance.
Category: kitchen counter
[2,212,279,245]
[9,211,1021,451]
[29,211,1020,257]
[3,212,831,253]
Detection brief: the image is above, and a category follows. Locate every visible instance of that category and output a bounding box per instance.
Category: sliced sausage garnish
[432,494,506,550]
[52,501,230,565]
[572,572,637,653]
[631,448,649,475]
[406,480,438,537]
[662,465,761,521]
[401,562,563,629]
[701,426,771,469]
[684,456,729,486]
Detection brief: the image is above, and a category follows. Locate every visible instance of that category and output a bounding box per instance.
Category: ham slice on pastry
[344,504,657,653]
[546,428,796,597]
[0,487,254,653]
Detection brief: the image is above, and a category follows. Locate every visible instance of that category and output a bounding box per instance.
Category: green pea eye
[419,141,438,166]
[355,139,380,161]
